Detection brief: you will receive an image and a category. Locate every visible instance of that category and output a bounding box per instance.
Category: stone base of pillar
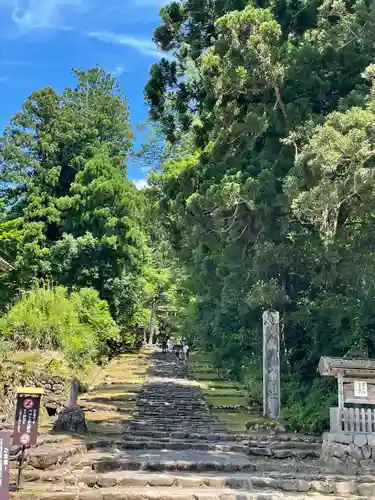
[53,406,87,433]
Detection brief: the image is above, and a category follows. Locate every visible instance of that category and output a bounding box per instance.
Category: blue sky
[0,0,168,188]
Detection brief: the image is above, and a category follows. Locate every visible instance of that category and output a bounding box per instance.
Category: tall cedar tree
[0,67,146,323]
[145,0,375,431]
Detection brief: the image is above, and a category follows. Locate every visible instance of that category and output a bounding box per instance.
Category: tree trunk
[148,300,155,345]
[143,328,147,346]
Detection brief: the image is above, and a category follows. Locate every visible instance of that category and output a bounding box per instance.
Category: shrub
[0,282,119,366]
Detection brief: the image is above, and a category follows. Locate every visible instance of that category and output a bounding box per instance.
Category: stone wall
[322,431,375,474]
[34,374,69,416]
[0,370,70,423]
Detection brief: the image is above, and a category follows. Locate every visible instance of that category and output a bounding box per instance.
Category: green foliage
[0,282,118,366]
[145,0,375,431]
[0,67,146,331]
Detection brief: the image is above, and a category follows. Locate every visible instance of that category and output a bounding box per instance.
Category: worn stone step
[88,437,317,458]
[114,439,246,453]
[245,441,321,450]
[26,442,88,470]
[17,468,375,495]
[131,412,213,418]
[251,458,323,474]
[246,447,320,459]
[121,430,235,441]
[8,484,374,500]
[71,449,254,473]
[125,425,227,433]
[235,434,321,444]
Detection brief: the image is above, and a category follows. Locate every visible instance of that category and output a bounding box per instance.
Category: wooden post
[263,310,281,419]
[52,380,87,434]
[67,380,80,407]
[337,373,344,408]
[330,407,340,432]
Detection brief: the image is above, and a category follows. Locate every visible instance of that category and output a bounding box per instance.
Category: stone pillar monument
[263,310,281,419]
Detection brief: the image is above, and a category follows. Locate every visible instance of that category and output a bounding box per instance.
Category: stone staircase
[10,351,375,499]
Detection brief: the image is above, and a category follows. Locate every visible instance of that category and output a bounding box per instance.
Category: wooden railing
[330,406,375,433]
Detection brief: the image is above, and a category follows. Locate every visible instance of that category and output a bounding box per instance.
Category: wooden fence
[330,406,375,433]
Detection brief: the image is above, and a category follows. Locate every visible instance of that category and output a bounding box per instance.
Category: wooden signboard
[342,379,375,405]
[13,387,44,448]
[0,432,9,500]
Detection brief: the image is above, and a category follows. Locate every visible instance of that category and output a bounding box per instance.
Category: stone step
[8,484,374,500]
[71,449,254,473]
[234,434,321,444]
[245,441,321,450]
[121,430,235,441]
[111,439,247,453]
[125,424,227,433]
[75,436,318,458]
[246,447,320,459]
[26,442,88,470]
[129,418,217,425]
[131,412,211,417]
[135,401,207,407]
[16,468,375,495]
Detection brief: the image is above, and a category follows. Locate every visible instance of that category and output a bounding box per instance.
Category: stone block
[348,443,363,462]
[251,477,276,489]
[225,477,252,489]
[354,434,368,447]
[148,475,175,487]
[81,474,98,487]
[358,483,375,496]
[205,476,225,488]
[331,442,349,459]
[324,432,353,445]
[336,481,358,495]
[311,480,335,494]
[279,480,300,492]
[362,444,372,459]
[53,406,87,434]
[97,476,117,487]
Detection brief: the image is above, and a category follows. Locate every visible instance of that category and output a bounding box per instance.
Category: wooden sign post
[13,387,44,490]
[318,357,375,432]
[0,432,10,500]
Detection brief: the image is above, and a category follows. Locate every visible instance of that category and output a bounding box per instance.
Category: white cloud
[8,0,82,31]
[131,0,170,5]
[134,179,148,190]
[88,31,167,60]
[112,65,127,76]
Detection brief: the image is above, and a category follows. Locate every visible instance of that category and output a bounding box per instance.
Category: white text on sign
[354,380,368,398]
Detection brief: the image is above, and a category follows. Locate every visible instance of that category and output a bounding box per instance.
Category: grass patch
[203,387,247,397]
[82,389,138,399]
[193,372,222,381]
[198,380,240,389]
[213,410,256,432]
[85,410,129,422]
[206,396,248,406]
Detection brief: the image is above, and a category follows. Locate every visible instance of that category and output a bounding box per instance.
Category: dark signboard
[13,388,43,448]
[0,431,10,500]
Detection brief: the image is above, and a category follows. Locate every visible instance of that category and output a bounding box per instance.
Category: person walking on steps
[167,337,174,353]
[182,340,190,362]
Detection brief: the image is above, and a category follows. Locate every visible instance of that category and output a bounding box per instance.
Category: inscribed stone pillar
[262,310,281,419]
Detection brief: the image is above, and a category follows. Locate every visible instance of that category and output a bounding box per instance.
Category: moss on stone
[206,395,248,406]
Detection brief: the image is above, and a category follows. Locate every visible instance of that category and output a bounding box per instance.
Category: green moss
[45,358,71,377]
[245,415,279,426]
[206,396,248,406]
[203,388,247,397]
